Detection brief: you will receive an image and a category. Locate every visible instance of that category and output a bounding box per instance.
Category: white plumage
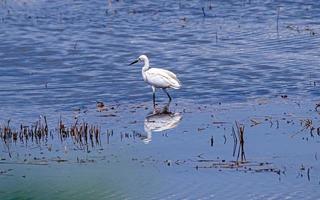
[142,112,183,144]
[130,55,181,109]
[145,68,181,89]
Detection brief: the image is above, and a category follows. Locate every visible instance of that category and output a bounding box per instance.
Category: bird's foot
[153,107,162,115]
[162,105,171,114]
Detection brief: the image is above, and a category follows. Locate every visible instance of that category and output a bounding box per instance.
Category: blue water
[0,0,320,115]
[1,0,320,199]
[1,100,320,199]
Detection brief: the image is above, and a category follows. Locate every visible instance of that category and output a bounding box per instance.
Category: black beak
[129,59,139,66]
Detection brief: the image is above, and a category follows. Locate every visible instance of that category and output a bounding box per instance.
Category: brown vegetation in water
[0,116,102,155]
[59,117,101,151]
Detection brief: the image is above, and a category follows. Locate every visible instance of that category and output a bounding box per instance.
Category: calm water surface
[1,0,320,199]
[1,100,320,199]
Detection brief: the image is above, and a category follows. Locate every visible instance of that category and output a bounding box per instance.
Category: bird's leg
[163,88,172,102]
[153,93,156,109]
[152,86,156,110]
[163,101,171,114]
[162,89,172,113]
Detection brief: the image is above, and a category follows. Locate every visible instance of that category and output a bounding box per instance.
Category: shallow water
[1,99,320,199]
[1,0,320,199]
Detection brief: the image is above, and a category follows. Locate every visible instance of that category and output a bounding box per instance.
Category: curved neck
[142,60,150,71]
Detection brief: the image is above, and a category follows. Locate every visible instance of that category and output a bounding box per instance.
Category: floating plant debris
[194,159,282,175]
[96,101,107,112]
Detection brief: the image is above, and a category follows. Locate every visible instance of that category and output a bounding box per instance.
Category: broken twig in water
[232,121,246,163]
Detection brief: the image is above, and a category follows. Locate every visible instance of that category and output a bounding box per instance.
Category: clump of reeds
[1,116,101,154]
[1,116,49,145]
[300,118,320,137]
[0,120,12,142]
[232,121,246,163]
[0,117,50,157]
[32,116,49,144]
[58,118,101,152]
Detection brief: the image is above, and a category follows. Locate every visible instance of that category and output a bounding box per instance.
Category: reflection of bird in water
[141,112,183,144]
[129,55,181,111]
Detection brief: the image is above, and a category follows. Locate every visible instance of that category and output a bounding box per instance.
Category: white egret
[129,55,181,109]
[142,112,183,144]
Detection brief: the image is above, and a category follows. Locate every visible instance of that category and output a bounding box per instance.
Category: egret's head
[138,55,148,62]
[129,55,149,65]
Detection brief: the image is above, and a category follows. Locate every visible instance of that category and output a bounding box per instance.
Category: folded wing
[146,68,181,89]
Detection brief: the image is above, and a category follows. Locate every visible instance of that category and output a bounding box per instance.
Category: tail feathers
[170,79,181,89]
